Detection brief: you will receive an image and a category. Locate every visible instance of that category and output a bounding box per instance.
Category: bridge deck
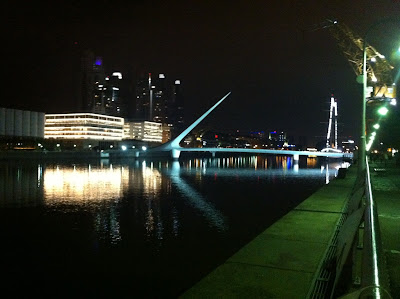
[178,147,352,158]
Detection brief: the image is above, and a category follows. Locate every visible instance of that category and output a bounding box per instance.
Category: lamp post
[359,18,399,174]
[359,39,368,174]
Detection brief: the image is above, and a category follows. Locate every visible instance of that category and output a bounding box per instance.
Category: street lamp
[360,18,399,173]
[377,106,389,116]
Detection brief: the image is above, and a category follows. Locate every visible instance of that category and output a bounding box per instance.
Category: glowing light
[112,72,122,79]
[373,124,380,129]
[121,145,127,151]
[159,74,165,79]
[377,106,389,116]
[371,57,377,62]
[142,146,147,151]
[175,80,181,85]
[95,57,102,66]
[43,165,127,204]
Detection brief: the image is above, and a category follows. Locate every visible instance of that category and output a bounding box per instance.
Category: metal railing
[358,158,391,298]
[330,157,391,298]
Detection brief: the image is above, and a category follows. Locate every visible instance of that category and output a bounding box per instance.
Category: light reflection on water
[0,156,350,241]
[0,155,351,297]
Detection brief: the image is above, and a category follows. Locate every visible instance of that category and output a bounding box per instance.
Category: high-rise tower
[80,50,106,113]
[134,73,151,120]
[170,79,184,137]
[104,72,125,117]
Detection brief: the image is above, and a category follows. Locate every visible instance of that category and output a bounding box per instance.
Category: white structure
[124,121,163,143]
[0,107,45,138]
[45,113,124,140]
[326,96,338,149]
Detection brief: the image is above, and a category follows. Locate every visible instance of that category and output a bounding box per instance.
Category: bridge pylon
[149,92,231,159]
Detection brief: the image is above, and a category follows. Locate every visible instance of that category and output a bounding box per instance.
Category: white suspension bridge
[138,92,353,160]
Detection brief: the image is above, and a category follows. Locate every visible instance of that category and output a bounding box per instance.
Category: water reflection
[0,156,349,244]
[0,162,44,207]
[44,164,127,204]
[169,161,227,232]
[0,155,352,297]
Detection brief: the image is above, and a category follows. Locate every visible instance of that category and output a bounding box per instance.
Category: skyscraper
[134,73,151,120]
[104,72,125,117]
[170,80,184,138]
[135,73,171,123]
[80,50,106,113]
[80,50,126,117]
[152,74,168,123]
[134,73,183,138]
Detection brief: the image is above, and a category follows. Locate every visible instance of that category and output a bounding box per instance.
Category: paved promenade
[180,159,400,298]
[181,165,357,298]
[369,158,400,298]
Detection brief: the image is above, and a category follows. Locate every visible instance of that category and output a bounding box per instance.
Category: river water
[0,155,347,298]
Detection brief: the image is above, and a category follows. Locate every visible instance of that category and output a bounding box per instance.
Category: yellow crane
[312,18,396,103]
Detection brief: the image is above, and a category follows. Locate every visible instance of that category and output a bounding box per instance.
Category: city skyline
[3,0,400,144]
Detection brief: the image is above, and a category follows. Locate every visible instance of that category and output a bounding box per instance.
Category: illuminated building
[104,72,125,117]
[80,50,106,113]
[134,74,183,134]
[135,73,168,123]
[269,131,287,147]
[45,113,124,140]
[123,121,163,143]
[134,73,151,120]
[152,73,168,123]
[170,79,184,138]
[80,50,126,117]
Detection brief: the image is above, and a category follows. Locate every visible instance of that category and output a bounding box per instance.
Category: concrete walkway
[181,166,357,298]
[369,159,400,298]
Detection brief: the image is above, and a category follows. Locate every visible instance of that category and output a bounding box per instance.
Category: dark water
[0,155,348,298]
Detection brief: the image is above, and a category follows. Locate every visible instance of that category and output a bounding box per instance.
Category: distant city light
[142,146,147,151]
[159,74,165,79]
[373,123,380,129]
[112,72,122,79]
[175,80,181,85]
[121,145,127,151]
[95,57,102,66]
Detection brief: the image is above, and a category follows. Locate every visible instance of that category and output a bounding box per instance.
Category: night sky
[3,0,400,144]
